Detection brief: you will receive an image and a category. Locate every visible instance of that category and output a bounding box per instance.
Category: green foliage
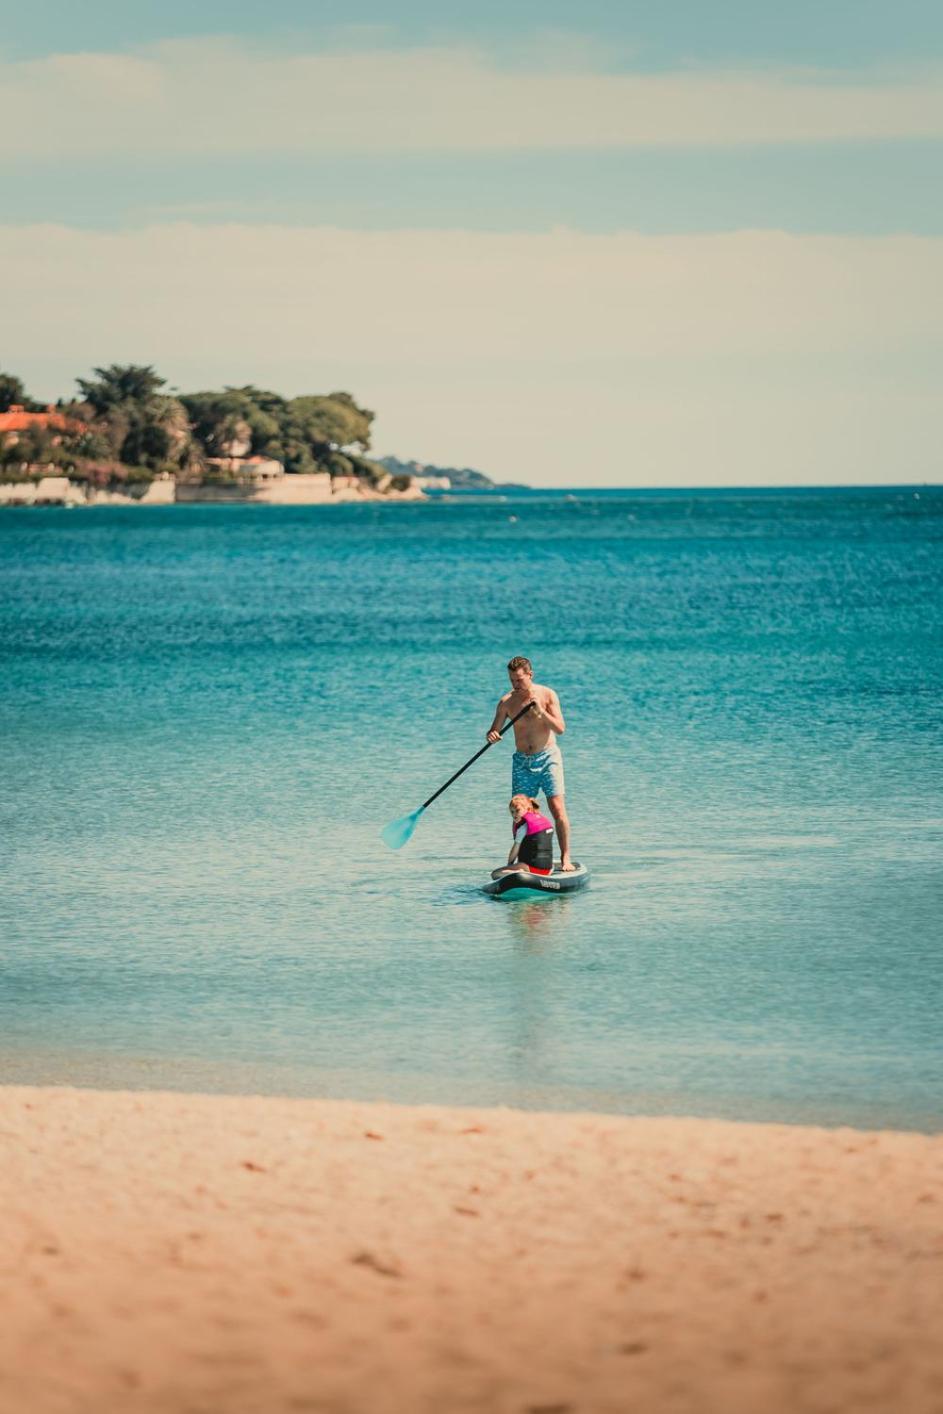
[67,426,113,461]
[180,385,374,473]
[2,364,385,489]
[0,371,42,413]
[0,424,65,469]
[322,451,355,477]
[68,367,192,472]
[180,387,285,458]
[120,421,172,466]
[286,392,373,454]
[76,365,166,414]
[350,455,390,486]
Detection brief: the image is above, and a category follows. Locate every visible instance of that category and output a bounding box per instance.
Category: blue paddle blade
[381,806,425,850]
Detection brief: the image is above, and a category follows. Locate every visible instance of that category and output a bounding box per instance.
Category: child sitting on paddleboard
[493,794,555,877]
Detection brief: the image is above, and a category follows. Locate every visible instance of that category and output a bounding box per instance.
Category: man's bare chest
[507,687,550,717]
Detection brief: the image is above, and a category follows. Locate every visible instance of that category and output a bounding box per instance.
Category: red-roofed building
[0,404,86,446]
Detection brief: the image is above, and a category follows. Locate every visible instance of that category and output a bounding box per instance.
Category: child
[493,794,555,878]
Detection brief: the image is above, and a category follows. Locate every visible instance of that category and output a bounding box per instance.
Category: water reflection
[504,894,574,951]
[501,896,579,1097]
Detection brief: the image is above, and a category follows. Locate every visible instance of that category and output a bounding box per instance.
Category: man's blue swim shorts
[511,744,565,801]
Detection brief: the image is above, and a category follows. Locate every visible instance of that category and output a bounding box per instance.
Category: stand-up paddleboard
[483,863,590,900]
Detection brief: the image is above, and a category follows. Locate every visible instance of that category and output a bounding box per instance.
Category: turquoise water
[2,490,941,1129]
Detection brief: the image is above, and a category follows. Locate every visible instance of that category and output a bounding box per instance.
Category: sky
[2,1,942,486]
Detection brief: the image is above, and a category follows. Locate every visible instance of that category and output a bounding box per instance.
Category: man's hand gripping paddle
[381,702,534,850]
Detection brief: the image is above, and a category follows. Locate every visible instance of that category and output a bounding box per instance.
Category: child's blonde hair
[509,794,541,818]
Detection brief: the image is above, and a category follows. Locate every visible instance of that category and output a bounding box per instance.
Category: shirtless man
[486,655,574,871]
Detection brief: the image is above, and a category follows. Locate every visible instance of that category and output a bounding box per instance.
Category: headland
[0,363,520,507]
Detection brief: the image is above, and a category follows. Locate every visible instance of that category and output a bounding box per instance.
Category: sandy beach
[1,1087,940,1414]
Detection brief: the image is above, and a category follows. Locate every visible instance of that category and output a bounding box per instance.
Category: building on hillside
[0,405,86,445]
[204,455,285,482]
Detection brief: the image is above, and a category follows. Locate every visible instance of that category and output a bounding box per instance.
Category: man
[487,656,574,871]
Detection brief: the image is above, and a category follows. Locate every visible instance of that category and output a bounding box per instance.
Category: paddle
[381,702,535,850]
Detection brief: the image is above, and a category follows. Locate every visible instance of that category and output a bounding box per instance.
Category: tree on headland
[287,393,373,454]
[180,385,375,475]
[76,365,166,413]
[0,371,43,414]
[70,365,193,474]
[180,387,285,461]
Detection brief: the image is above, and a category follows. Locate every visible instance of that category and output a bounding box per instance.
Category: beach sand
[2,1087,940,1414]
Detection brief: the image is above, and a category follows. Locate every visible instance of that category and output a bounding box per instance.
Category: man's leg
[547,795,573,870]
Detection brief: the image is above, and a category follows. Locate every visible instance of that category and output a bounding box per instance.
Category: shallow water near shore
[2,489,942,1128]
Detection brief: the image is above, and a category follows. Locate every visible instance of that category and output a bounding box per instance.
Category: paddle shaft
[420,702,534,811]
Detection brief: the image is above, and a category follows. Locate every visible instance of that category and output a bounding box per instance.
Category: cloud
[3,39,943,158]
[3,223,940,485]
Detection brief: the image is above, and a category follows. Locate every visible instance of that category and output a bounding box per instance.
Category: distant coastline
[0,362,523,507]
[0,459,520,509]
[378,455,530,494]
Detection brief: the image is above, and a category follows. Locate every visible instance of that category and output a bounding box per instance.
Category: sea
[2,487,941,1130]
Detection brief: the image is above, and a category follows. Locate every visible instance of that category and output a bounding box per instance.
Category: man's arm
[533,688,565,736]
[486,696,510,744]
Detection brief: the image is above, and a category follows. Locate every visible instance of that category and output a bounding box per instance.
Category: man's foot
[560,856,575,872]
